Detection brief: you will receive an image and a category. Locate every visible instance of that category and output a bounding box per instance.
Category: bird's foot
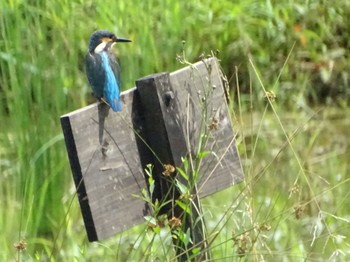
[101,97,111,107]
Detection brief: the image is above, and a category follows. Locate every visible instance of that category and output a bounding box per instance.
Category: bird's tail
[101,97,122,112]
[110,98,122,112]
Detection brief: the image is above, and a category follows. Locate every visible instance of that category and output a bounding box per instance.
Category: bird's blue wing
[107,51,123,111]
[108,52,122,90]
[100,52,122,112]
[85,52,105,99]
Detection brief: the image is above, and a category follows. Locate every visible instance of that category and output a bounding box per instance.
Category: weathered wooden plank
[61,88,151,241]
[140,57,243,198]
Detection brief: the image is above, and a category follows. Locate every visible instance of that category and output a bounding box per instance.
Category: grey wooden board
[61,89,151,241]
[150,57,243,198]
[61,57,243,241]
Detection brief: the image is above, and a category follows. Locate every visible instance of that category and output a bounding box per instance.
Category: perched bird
[85,30,131,112]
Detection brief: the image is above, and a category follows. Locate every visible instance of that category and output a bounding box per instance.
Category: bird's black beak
[116,37,132,43]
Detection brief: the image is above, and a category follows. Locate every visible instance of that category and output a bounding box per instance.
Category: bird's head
[88,30,131,54]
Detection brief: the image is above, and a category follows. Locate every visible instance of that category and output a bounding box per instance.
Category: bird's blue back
[85,50,122,112]
[100,52,122,112]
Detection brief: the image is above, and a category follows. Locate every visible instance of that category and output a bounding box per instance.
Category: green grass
[0,0,349,261]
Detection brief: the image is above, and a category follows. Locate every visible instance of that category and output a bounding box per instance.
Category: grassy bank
[0,0,349,260]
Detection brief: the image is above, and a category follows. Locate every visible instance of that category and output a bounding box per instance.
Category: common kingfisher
[85,30,131,112]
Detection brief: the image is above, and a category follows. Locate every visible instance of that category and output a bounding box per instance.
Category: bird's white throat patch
[94,40,116,53]
[94,42,108,53]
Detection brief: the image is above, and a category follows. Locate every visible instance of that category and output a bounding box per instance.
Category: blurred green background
[0,0,349,261]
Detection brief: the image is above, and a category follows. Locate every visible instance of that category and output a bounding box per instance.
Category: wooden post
[60,57,243,259]
[136,72,208,261]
